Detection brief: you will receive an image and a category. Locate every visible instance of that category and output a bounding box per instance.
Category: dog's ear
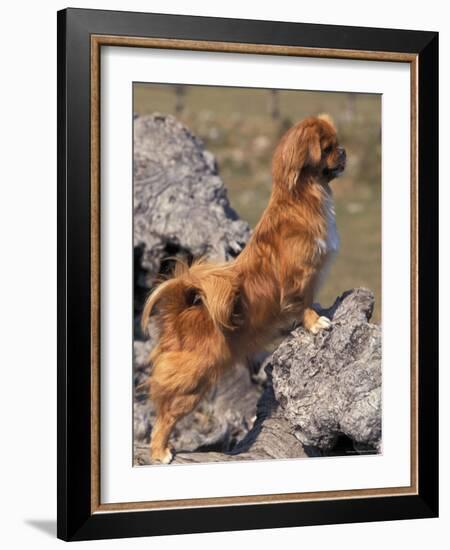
[304,126,322,167]
[280,124,322,190]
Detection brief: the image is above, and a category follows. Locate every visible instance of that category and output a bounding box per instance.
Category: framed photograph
[57,8,438,541]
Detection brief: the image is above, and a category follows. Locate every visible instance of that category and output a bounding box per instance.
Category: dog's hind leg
[147,344,226,464]
[149,410,178,465]
[150,392,204,464]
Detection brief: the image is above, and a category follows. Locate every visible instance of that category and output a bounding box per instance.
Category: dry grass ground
[134,84,381,322]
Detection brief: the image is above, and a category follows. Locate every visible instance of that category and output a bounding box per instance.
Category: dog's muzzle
[336,147,347,172]
[324,147,346,179]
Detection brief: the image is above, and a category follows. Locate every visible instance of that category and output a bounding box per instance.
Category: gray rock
[134,114,250,283]
[170,384,310,465]
[271,288,381,453]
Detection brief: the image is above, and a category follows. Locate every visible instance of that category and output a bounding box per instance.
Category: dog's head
[273,114,346,191]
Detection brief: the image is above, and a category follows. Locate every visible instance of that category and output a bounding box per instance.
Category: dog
[141,114,346,464]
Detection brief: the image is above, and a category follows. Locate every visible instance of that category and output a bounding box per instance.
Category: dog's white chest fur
[315,193,340,293]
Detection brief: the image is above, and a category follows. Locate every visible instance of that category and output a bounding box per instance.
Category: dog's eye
[323,145,333,155]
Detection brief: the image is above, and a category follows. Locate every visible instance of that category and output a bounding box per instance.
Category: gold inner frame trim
[90,34,419,514]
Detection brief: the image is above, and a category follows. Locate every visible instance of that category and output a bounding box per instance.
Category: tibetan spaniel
[141,114,346,463]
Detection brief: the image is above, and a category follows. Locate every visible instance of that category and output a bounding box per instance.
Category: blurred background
[134,84,381,322]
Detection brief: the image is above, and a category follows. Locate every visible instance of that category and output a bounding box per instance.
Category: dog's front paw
[309,315,332,334]
[150,447,174,465]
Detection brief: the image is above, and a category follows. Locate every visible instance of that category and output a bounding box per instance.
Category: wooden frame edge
[94,485,417,514]
[89,34,419,514]
[92,34,417,62]
[410,55,419,498]
[91,34,101,513]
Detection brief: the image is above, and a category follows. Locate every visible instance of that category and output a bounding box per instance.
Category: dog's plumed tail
[141,260,241,336]
[141,277,180,334]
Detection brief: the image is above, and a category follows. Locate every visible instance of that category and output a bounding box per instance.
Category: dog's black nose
[338,147,346,160]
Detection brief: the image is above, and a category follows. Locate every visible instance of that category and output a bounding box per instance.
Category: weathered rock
[271,288,381,452]
[171,372,313,465]
[134,114,250,284]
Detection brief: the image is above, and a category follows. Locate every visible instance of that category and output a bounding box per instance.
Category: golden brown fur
[141,115,346,463]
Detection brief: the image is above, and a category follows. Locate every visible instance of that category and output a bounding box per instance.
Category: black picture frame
[57,7,438,541]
